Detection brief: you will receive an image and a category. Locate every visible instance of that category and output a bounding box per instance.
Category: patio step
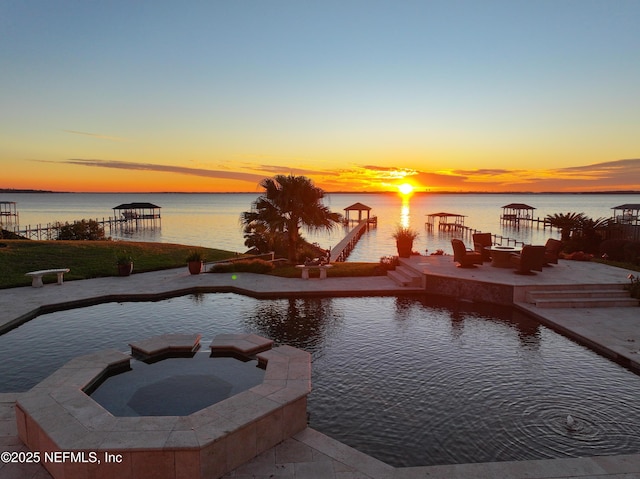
[387,266,422,287]
[526,285,638,308]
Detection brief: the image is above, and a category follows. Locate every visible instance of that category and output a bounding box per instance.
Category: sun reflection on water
[400,195,411,228]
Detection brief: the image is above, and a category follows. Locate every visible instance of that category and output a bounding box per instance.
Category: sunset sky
[2,1,639,193]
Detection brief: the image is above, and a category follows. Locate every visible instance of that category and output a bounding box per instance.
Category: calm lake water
[2,192,638,261]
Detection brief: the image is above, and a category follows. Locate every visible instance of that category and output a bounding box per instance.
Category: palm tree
[241,175,342,262]
[578,216,610,239]
[544,212,585,241]
[577,216,610,253]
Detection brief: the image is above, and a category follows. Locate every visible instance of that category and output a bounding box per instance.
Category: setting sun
[398,183,414,195]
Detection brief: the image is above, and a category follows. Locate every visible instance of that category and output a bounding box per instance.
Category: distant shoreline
[2,188,640,195]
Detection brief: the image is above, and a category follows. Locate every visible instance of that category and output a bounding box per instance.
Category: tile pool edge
[15,333,311,479]
[1,284,425,335]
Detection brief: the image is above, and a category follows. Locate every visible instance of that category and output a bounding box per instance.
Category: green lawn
[0,239,384,288]
[0,240,236,288]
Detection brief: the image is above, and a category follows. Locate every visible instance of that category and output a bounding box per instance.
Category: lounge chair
[472,232,493,262]
[544,238,562,265]
[510,245,546,275]
[451,239,483,268]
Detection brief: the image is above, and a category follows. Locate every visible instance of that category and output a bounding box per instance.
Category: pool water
[89,354,265,417]
[2,293,640,467]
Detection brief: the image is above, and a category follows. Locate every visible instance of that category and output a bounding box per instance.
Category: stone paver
[1,259,640,478]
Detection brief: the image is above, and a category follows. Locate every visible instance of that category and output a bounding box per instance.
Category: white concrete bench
[25,268,70,288]
[295,264,332,279]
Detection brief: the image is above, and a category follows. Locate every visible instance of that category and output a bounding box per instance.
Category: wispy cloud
[30,158,640,192]
[553,158,640,180]
[254,164,333,176]
[362,165,418,176]
[63,130,129,142]
[445,159,640,191]
[41,159,268,183]
[451,168,516,177]
[339,159,640,191]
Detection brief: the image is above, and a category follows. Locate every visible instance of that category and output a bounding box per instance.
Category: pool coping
[15,333,311,479]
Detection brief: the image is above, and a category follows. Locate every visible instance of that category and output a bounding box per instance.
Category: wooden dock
[13,217,155,240]
[330,219,375,262]
[501,215,556,230]
[426,221,531,248]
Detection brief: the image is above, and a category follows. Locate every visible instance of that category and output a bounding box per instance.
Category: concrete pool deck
[1,257,640,478]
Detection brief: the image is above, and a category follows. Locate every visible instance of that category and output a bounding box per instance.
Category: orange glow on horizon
[5,156,639,193]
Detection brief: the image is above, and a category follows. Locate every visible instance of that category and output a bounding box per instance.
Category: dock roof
[612,204,640,210]
[502,203,535,210]
[344,202,371,211]
[113,203,161,210]
[426,212,466,218]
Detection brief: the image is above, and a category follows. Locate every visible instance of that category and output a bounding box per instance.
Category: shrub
[57,219,106,241]
[0,229,24,240]
[186,250,204,262]
[599,239,630,261]
[297,242,329,264]
[379,255,399,271]
[623,241,640,265]
[392,225,419,241]
[209,259,274,274]
[116,251,133,265]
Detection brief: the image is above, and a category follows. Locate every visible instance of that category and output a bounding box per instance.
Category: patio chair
[472,232,493,262]
[510,245,546,275]
[544,238,562,265]
[451,239,483,268]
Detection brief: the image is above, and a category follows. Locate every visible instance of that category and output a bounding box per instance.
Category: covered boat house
[612,204,640,240]
[501,203,536,225]
[425,212,466,232]
[113,203,161,228]
[0,201,18,228]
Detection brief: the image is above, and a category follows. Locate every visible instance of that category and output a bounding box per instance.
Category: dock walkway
[330,219,373,262]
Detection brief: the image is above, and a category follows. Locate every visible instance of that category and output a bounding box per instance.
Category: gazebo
[344,202,372,223]
[501,203,535,223]
[425,212,466,231]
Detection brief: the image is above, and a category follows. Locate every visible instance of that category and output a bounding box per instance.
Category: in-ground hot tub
[89,336,267,417]
[15,333,311,479]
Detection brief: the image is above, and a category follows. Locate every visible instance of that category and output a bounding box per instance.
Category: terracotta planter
[188,260,203,275]
[396,240,413,258]
[118,262,133,276]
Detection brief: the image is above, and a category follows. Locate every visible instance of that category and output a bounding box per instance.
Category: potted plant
[392,226,419,258]
[116,252,133,276]
[186,250,204,275]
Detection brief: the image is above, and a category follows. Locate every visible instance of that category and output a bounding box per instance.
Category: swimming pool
[2,293,640,467]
